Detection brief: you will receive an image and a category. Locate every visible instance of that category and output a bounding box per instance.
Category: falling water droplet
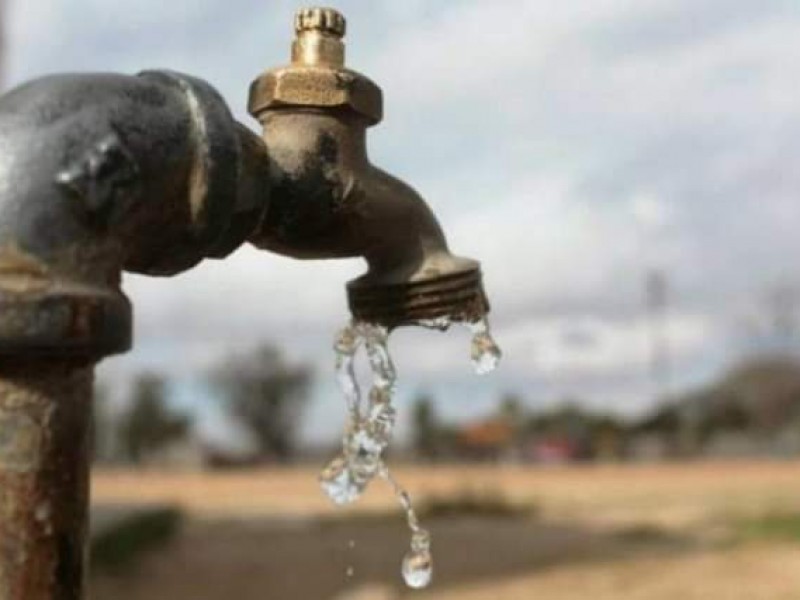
[418,316,452,331]
[402,530,433,589]
[334,323,363,422]
[323,314,501,589]
[467,317,502,375]
[323,322,404,506]
[319,455,361,505]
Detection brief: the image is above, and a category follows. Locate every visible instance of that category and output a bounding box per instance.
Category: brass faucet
[248,7,488,327]
[0,7,490,598]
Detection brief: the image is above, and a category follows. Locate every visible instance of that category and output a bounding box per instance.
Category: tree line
[94,344,312,467]
[410,354,800,463]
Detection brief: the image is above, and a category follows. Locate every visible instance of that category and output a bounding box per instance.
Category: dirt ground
[90,461,800,599]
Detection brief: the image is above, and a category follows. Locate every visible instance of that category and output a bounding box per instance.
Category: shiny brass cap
[292,7,346,67]
[248,7,383,125]
[294,7,346,38]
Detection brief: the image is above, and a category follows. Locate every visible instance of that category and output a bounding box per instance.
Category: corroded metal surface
[0,70,270,356]
[0,67,269,599]
[0,359,92,600]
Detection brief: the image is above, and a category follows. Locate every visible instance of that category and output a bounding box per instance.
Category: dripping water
[320,316,501,589]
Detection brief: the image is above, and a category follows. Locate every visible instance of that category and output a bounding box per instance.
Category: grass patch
[315,488,537,528]
[91,507,183,572]
[735,512,800,544]
[417,488,538,520]
[612,524,678,544]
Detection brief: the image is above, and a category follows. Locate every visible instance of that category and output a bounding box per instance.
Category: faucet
[247,8,488,327]
[0,7,490,598]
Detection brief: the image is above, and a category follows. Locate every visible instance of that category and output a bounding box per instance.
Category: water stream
[320,316,502,589]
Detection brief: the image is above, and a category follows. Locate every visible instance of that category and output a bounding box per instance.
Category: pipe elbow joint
[0,71,270,358]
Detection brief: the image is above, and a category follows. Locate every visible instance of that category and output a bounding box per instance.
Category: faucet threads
[347,268,490,328]
[295,7,346,38]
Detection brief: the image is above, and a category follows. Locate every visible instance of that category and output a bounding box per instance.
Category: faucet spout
[247,7,489,328]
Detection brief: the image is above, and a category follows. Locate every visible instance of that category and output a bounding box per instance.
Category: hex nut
[248,66,383,125]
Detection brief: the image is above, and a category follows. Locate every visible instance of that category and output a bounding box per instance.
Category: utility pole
[765,283,798,353]
[645,268,670,403]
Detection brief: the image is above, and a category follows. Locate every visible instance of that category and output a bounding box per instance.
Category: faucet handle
[294,7,346,39]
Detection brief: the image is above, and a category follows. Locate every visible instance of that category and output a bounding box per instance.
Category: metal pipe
[0,69,270,599]
[0,359,93,599]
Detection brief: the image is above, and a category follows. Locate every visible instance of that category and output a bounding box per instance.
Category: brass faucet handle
[295,7,346,39]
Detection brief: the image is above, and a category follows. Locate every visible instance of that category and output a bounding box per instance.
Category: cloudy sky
[3,0,799,444]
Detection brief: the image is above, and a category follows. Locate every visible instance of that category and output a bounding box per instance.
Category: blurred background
[3,1,800,598]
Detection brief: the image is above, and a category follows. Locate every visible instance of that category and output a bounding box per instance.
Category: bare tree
[118,373,192,465]
[209,345,312,463]
[411,394,441,461]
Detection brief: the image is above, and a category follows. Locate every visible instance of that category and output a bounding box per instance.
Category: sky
[2,0,799,445]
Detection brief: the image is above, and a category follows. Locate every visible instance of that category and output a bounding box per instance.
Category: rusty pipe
[248,7,489,328]
[0,70,270,357]
[0,70,270,598]
[0,359,92,599]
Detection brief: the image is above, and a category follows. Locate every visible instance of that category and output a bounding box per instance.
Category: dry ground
[90,461,800,599]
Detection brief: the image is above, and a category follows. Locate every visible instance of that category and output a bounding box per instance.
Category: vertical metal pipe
[0,359,94,600]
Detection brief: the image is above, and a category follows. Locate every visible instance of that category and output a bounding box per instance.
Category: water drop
[402,549,433,589]
[362,323,396,392]
[346,565,355,578]
[334,322,360,355]
[467,317,502,375]
[319,455,362,505]
[335,324,363,422]
[417,316,452,331]
[347,435,381,484]
[324,315,502,590]
[323,322,402,508]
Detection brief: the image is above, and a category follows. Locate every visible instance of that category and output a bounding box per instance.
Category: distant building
[528,437,578,464]
[455,418,516,462]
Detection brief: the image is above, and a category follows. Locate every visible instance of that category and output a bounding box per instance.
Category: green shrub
[736,512,800,543]
[418,488,537,520]
[91,507,183,572]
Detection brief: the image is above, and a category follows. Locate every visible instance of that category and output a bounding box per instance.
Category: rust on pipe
[0,359,92,600]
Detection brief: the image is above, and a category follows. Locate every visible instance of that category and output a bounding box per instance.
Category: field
[90,461,800,599]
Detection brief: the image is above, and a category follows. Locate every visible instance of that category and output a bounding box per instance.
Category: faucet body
[0,8,490,598]
[248,8,488,326]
